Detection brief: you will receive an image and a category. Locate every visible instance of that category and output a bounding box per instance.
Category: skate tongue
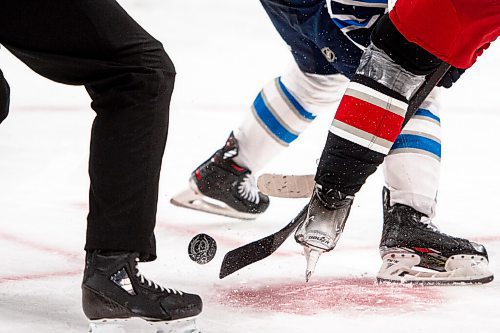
[304,248,322,282]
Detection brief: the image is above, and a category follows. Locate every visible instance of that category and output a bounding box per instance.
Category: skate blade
[376,252,494,285]
[303,247,323,282]
[88,316,200,333]
[170,186,259,220]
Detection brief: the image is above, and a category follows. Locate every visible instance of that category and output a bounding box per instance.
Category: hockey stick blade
[219,205,308,279]
[257,173,314,198]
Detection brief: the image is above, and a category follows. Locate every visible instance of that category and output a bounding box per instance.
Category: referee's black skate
[377,187,493,285]
[82,251,202,333]
[170,132,270,220]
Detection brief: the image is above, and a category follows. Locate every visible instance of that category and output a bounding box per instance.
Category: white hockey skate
[377,187,493,284]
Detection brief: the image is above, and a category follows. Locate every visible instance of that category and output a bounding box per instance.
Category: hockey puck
[188,233,217,265]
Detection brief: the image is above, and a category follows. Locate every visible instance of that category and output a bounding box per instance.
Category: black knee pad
[0,72,10,124]
[371,14,442,75]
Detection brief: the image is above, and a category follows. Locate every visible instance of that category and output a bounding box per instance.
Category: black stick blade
[219,205,308,279]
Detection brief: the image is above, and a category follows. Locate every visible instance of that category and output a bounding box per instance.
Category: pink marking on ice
[216,277,442,315]
[0,231,81,262]
[471,235,500,243]
[0,269,82,284]
[0,231,83,283]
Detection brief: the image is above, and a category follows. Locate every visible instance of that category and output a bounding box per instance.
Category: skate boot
[82,251,202,333]
[294,183,354,282]
[377,187,494,284]
[170,132,269,220]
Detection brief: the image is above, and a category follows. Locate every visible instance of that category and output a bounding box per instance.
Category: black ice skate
[170,132,269,220]
[82,251,202,333]
[294,183,354,281]
[377,187,493,285]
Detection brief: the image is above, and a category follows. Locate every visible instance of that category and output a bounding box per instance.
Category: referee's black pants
[0,0,175,261]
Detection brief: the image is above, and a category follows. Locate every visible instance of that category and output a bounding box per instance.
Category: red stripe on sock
[334,95,404,142]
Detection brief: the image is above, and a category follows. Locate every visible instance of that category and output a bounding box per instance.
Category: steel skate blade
[170,185,258,220]
[303,247,322,282]
[88,316,200,333]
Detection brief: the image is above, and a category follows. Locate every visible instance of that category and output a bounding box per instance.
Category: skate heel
[377,251,422,283]
[89,317,200,333]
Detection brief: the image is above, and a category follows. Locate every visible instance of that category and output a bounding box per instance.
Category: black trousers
[0,0,175,261]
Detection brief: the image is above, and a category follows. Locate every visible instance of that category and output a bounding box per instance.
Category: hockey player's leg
[382,90,442,219]
[294,14,445,279]
[0,0,202,330]
[171,62,347,219]
[235,62,348,172]
[0,70,9,124]
[380,91,493,283]
[293,12,495,282]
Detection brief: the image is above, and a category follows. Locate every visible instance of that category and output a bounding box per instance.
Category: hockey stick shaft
[404,62,451,126]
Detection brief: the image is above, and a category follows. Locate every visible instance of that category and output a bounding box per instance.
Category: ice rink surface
[1,1,499,332]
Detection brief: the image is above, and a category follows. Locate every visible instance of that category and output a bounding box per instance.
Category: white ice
[1,1,500,332]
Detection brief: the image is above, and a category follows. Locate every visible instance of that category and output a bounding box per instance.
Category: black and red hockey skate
[377,187,493,284]
[82,251,202,333]
[170,132,269,220]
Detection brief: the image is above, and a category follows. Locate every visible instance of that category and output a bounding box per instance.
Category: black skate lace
[237,174,260,204]
[134,259,183,295]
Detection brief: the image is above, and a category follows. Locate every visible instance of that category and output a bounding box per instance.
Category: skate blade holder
[88,317,200,333]
[377,253,493,285]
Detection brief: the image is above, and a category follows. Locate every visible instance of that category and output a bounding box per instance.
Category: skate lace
[419,216,440,233]
[237,174,260,204]
[134,259,183,295]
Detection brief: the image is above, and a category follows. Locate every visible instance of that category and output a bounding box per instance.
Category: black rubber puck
[188,233,217,264]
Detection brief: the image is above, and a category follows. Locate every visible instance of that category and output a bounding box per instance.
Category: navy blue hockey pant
[260,0,363,78]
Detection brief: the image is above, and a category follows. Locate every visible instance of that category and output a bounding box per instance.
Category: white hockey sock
[382,88,442,218]
[234,62,348,172]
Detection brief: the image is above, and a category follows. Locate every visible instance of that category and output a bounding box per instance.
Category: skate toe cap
[160,293,203,320]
